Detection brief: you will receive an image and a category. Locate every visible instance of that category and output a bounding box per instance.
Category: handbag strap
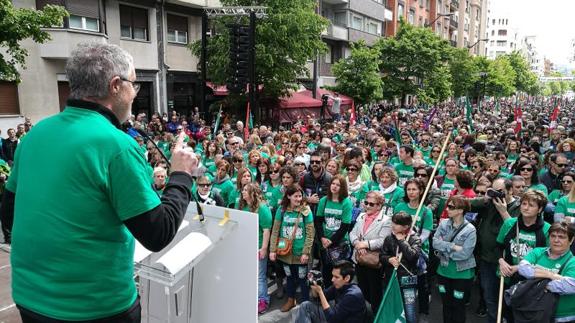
[289,211,302,241]
[447,221,469,242]
[559,254,574,275]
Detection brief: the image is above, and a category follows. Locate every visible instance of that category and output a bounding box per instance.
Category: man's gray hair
[66,42,134,100]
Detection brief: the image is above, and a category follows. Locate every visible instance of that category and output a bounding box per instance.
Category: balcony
[348,28,380,46]
[322,23,349,42]
[449,17,458,29]
[39,28,107,59]
[322,0,349,4]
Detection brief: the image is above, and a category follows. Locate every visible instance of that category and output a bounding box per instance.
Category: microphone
[128,127,204,222]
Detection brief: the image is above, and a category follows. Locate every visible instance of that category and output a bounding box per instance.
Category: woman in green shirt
[432,195,477,323]
[269,184,314,312]
[262,162,283,215]
[378,166,405,218]
[202,141,220,176]
[211,159,235,207]
[238,183,273,314]
[229,167,253,208]
[555,182,575,224]
[549,172,574,205]
[513,160,548,196]
[316,174,353,286]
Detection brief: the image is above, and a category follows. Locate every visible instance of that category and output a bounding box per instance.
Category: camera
[486,188,505,199]
[307,270,324,287]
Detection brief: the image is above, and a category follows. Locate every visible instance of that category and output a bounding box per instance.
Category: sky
[489,0,575,66]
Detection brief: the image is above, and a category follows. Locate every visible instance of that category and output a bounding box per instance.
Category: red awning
[279,91,323,109]
[205,82,229,96]
[299,89,353,106]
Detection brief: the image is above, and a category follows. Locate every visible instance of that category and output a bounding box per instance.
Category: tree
[190,0,328,99]
[448,47,479,98]
[472,56,516,98]
[376,20,451,105]
[505,51,538,94]
[0,1,68,81]
[331,41,382,105]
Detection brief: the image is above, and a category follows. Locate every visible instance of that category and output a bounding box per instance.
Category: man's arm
[323,290,363,322]
[123,172,193,252]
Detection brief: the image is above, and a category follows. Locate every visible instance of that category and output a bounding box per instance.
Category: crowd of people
[1,43,574,323]
[113,96,575,323]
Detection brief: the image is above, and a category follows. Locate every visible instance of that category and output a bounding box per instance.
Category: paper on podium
[133,220,190,262]
[156,232,212,273]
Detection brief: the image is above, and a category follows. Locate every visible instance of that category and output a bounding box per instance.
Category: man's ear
[344,275,351,284]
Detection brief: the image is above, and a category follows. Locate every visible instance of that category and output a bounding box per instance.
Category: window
[0,82,20,115]
[498,29,507,36]
[497,40,506,47]
[408,10,415,24]
[69,15,99,32]
[398,4,404,18]
[334,12,347,26]
[120,5,149,41]
[492,19,495,24]
[491,30,494,36]
[366,19,381,34]
[419,0,424,7]
[167,14,188,44]
[325,45,332,64]
[351,15,363,29]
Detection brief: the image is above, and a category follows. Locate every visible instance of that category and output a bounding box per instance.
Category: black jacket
[322,283,366,323]
[300,169,332,215]
[1,138,18,162]
[504,278,557,323]
[380,233,421,278]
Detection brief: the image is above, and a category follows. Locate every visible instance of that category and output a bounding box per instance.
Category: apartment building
[484,11,519,59]
[521,36,544,77]
[317,0,393,87]
[1,0,217,129]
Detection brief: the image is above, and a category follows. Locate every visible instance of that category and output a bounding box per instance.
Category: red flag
[514,105,522,134]
[244,102,250,141]
[549,104,560,131]
[350,101,357,126]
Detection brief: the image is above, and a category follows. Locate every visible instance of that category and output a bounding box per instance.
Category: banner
[374,269,407,323]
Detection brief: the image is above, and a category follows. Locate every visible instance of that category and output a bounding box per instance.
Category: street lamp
[425,12,454,28]
[468,38,488,51]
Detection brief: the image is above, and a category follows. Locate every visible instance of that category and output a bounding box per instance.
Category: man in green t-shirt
[394,145,415,187]
[0,43,198,322]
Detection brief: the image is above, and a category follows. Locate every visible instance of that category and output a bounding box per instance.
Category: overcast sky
[489,0,574,66]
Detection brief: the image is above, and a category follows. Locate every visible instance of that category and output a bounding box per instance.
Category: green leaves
[332,41,382,105]
[0,1,68,81]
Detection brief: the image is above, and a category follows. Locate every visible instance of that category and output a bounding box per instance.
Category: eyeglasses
[120,77,141,92]
[298,146,306,149]
[415,173,427,178]
[432,150,440,153]
[310,160,322,164]
[365,201,379,207]
[230,142,238,145]
[520,167,533,172]
[295,163,305,166]
[271,170,280,174]
[347,167,358,172]
[282,142,289,145]
[562,180,573,184]
[233,159,243,163]
[556,163,568,168]
[198,183,211,187]
[446,204,458,210]
[475,190,487,195]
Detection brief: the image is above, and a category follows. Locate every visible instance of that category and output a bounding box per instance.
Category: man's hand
[308,193,320,204]
[258,247,268,260]
[354,241,369,250]
[170,132,198,176]
[269,252,276,262]
[300,254,309,265]
[394,231,407,241]
[321,237,332,249]
[493,197,508,216]
[310,281,323,294]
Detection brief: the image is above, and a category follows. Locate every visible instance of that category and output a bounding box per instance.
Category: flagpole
[496,275,504,323]
[409,130,452,233]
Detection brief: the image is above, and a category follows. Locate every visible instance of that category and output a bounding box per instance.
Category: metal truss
[204,6,267,18]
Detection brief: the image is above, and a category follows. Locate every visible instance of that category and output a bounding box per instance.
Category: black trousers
[18,297,141,323]
[356,265,383,314]
[437,275,472,323]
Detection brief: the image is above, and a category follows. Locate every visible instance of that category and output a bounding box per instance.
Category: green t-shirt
[418,146,432,159]
[7,107,161,320]
[382,187,405,218]
[437,259,475,280]
[555,196,575,219]
[316,197,353,242]
[523,248,575,319]
[394,162,414,187]
[529,183,549,197]
[243,204,272,249]
[202,157,216,174]
[496,217,550,265]
[548,190,565,205]
[437,176,456,216]
[263,181,283,211]
[275,208,314,256]
[228,188,241,208]
[393,202,433,254]
[212,178,235,206]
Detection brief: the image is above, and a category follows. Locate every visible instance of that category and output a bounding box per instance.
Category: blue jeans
[294,300,327,323]
[259,257,269,302]
[283,262,310,302]
[399,275,418,323]
[479,260,499,323]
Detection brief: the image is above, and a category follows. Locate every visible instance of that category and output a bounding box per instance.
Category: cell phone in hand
[486,188,505,199]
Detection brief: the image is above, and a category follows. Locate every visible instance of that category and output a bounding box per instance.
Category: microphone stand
[131,128,204,222]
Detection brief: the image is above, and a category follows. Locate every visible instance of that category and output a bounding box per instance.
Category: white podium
[134,204,258,323]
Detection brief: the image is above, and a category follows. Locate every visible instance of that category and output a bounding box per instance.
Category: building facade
[484,8,519,59]
[1,0,217,130]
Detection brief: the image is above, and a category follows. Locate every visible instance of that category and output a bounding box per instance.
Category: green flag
[374,270,406,323]
[494,100,500,117]
[465,98,474,133]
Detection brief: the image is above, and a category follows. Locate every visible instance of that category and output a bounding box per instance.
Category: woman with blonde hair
[239,183,273,314]
[228,167,253,208]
